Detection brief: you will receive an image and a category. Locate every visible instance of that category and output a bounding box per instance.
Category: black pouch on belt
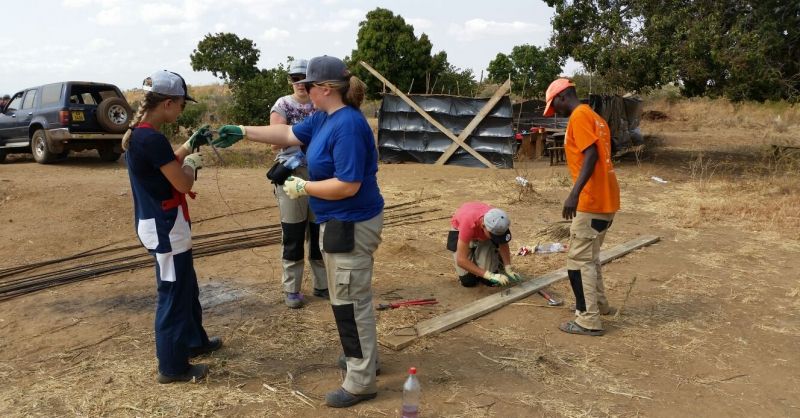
[266,161,293,185]
[323,219,355,253]
[446,230,459,252]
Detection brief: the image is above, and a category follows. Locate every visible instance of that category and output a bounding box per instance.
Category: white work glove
[504,266,523,283]
[183,152,204,172]
[181,124,212,152]
[282,176,308,199]
[483,271,510,286]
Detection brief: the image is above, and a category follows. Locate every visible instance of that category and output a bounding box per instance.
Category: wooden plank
[434,79,511,165]
[379,235,660,350]
[359,61,497,169]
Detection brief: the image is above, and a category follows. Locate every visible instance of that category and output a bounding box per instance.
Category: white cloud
[88,38,114,51]
[407,18,432,31]
[93,7,123,26]
[139,3,184,23]
[63,0,94,7]
[448,19,547,41]
[263,28,290,41]
[336,8,364,20]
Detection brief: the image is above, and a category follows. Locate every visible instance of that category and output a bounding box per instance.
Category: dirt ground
[1,109,799,417]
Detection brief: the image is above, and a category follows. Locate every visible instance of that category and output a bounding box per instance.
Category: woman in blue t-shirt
[214,55,384,409]
[122,70,222,384]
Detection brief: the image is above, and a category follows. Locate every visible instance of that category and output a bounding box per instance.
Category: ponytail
[342,75,366,108]
[121,92,172,150]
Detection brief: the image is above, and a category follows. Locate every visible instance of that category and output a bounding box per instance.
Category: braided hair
[121,92,173,150]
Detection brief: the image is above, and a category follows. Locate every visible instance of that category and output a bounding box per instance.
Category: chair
[547,134,566,166]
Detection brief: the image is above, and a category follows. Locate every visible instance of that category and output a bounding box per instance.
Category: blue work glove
[213,125,247,148]
[282,176,308,199]
[181,124,212,151]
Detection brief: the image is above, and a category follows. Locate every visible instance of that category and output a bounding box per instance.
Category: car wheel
[31,129,56,164]
[98,147,121,162]
[97,97,133,134]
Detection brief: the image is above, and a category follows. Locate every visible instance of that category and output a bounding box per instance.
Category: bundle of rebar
[0,199,446,301]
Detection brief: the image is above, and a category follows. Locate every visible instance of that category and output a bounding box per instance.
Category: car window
[41,84,63,107]
[6,94,23,111]
[81,93,97,105]
[22,89,37,109]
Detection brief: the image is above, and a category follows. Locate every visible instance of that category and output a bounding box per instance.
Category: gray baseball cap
[288,59,308,76]
[142,70,196,102]
[302,55,349,84]
[484,208,512,244]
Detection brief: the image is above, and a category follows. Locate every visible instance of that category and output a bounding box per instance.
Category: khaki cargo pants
[320,212,383,395]
[275,166,327,293]
[567,211,615,330]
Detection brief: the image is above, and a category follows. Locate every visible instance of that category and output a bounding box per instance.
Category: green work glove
[482,271,510,286]
[213,125,247,148]
[282,176,308,199]
[504,266,523,283]
[183,152,204,173]
[181,124,212,151]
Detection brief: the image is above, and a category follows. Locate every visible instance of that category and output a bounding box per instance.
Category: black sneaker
[337,353,381,375]
[325,387,377,408]
[313,288,330,299]
[157,364,209,384]
[190,336,223,358]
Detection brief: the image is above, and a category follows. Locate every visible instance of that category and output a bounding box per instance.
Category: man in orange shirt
[543,79,620,336]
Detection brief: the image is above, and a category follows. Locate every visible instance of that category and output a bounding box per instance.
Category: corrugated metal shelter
[378,94,515,168]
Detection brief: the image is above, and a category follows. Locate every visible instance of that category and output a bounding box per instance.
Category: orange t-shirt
[565,104,620,213]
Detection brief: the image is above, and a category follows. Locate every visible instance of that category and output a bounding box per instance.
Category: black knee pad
[332,303,363,358]
[568,269,586,312]
[459,274,480,287]
[308,223,322,260]
[281,222,306,261]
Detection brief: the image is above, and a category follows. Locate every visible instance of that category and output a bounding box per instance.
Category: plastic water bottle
[284,151,305,170]
[401,367,421,418]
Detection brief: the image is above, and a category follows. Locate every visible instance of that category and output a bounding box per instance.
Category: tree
[349,8,438,98]
[546,0,800,102]
[190,33,260,85]
[486,45,563,98]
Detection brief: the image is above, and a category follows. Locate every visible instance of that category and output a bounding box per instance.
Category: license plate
[71,111,84,122]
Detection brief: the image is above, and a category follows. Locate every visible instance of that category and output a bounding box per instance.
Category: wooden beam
[379,235,661,350]
[359,61,497,169]
[434,79,511,165]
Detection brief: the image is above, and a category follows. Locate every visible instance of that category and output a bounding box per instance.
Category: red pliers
[377,298,438,310]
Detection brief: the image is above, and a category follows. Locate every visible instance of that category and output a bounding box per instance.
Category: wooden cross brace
[360,61,511,169]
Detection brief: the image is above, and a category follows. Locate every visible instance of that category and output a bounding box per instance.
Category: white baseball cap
[142,70,196,102]
[483,208,512,244]
[288,59,309,76]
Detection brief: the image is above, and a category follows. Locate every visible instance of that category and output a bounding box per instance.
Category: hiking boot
[285,292,305,309]
[337,353,381,375]
[190,336,223,358]
[325,387,377,408]
[157,364,209,384]
[313,288,330,299]
[558,320,605,336]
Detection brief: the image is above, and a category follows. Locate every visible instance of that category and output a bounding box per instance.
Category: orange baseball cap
[543,78,575,117]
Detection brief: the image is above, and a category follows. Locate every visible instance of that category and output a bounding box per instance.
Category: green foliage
[349,8,440,98]
[546,0,800,102]
[177,102,208,130]
[225,68,291,126]
[487,44,563,99]
[190,33,260,84]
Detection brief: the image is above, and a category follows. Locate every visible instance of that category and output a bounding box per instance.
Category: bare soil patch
[1,108,799,417]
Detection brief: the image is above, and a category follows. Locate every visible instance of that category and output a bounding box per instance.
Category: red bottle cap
[409,367,417,375]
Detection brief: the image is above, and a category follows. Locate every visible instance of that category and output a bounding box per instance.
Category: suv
[0,81,132,163]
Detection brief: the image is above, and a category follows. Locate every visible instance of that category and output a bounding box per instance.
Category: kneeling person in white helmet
[448,202,522,287]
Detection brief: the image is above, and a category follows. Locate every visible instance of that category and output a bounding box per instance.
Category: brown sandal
[559,320,605,336]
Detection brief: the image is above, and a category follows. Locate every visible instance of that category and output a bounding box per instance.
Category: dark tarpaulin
[512,95,644,152]
[378,94,514,168]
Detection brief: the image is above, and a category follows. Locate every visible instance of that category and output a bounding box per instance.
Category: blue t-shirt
[125,126,192,256]
[292,106,384,223]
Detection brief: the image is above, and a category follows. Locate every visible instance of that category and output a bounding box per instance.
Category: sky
[0,0,581,95]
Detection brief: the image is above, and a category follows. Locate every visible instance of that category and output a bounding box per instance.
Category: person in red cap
[544,78,620,336]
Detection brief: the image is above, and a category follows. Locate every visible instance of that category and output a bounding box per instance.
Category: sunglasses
[289,75,305,83]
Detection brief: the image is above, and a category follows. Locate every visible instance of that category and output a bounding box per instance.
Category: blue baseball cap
[142,70,196,102]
